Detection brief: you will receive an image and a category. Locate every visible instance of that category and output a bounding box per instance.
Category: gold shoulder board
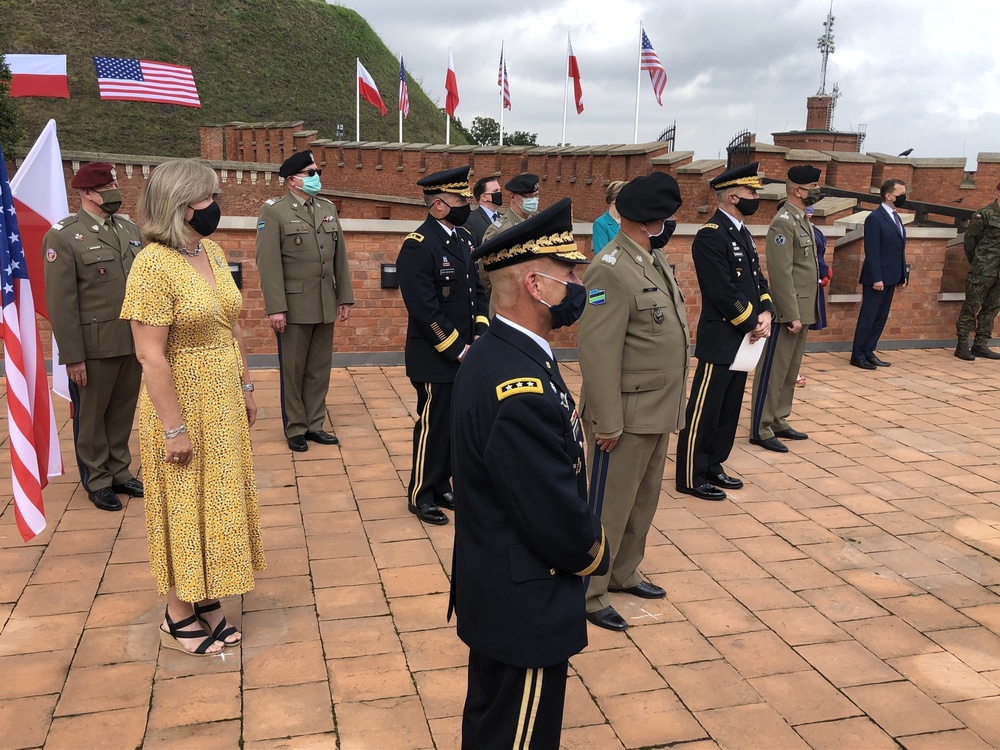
[405,232,424,243]
[496,378,544,401]
[701,223,719,230]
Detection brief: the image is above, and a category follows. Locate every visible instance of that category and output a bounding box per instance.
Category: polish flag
[567,35,584,115]
[10,119,71,402]
[444,49,460,117]
[357,59,386,116]
[5,54,70,98]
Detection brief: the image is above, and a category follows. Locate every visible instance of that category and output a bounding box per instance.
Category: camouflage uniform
[957,200,1000,346]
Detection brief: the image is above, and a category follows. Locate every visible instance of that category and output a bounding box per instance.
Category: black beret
[787,165,822,185]
[417,166,472,197]
[473,197,587,272]
[617,173,683,223]
[710,162,763,190]
[71,162,117,189]
[278,150,316,178]
[504,173,539,194]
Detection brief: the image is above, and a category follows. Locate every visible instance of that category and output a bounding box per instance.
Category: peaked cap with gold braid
[472,197,588,272]
[417,166,473,198]
[709,161,763,191]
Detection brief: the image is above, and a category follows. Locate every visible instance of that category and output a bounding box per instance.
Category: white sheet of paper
[730,332,766,372]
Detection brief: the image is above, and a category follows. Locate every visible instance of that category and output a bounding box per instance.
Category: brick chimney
[806,96,835,131]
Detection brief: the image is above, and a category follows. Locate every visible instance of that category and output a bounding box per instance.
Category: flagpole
[399,56,404,144]
[356,58,361,142]
[561,33,570,146]
[446,116,450,146]
[498,42,505,147]
[633,23,642,144]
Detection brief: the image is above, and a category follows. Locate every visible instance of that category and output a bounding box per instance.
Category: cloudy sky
[331,0,1000,169]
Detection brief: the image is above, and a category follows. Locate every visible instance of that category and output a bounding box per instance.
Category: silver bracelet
[242,382,255,392]
[164,424,187,439]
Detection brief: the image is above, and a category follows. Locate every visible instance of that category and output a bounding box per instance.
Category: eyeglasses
[298,169,322,177]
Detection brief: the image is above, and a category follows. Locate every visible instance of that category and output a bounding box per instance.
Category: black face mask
[444,203,471,226]
[735,197,760,217]
[540,277,587,329]
[487,191,503,207]
[893,193,907,208]
[188,201,221,236]
[649,220,677,250]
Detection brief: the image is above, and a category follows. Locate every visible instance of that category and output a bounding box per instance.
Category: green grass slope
[1,0,464,156]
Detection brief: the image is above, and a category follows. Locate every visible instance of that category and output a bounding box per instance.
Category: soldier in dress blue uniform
[397,166,489,525]
[452,197,608,750]
[675,162,774,501]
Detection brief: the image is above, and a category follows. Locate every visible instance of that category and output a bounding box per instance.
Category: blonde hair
[605,181,626,205]
[139,159,220,247]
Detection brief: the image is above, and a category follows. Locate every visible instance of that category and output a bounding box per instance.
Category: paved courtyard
[2,349,1000,749]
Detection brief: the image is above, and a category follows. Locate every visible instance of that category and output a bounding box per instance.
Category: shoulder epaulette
[405,232,424,243]
[51,215,78,232]
[701,222,719,230]
[496,377,544,401]
[264,197,279,206]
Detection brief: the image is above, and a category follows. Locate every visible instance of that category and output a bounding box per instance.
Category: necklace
[177,241,203,257]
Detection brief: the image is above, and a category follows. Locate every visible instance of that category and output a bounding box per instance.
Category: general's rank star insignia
[496,378,544,401]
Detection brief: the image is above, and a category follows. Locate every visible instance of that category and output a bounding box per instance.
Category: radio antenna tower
[817,1,835,95]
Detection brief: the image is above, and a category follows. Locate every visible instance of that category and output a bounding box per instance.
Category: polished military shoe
[955,339,976,361]
[88,487,123,512]
[111,478,144,497]
[971,344,1000,360]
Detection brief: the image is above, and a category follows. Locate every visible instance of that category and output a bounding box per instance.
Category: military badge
[110,167,117,181]
[91,225,100,232]
[774,234,786,246]
[294,236,302,246]
[496,378,544,401]
[46,248,58,262]
[442,256,451,266]
[653,307,664,324]
[257,220,266,231]
[588,289,606,305]
[74,233,84,241]
[98,267,107,276]
[129,239,141,247]
[323,215,334,222]
[600,254,617,266]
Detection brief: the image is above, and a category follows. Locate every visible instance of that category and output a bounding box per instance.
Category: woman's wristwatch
[242,382,254,392]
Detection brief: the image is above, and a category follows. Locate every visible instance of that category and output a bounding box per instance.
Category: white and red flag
[357,59,386,115]
[1,129,65,542]
[444,49,460,117]
[567,35,584,114]
[4,54,70,98]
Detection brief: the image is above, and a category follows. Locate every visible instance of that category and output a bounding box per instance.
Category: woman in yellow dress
[121,159,265,656]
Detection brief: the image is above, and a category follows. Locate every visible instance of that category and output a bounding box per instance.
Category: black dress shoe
[774,428,808,441]
[586,606,628,631]
[287,435,308,452]
[867,355,891,367]
[408,503,449,525]
[304,430,340,445]
[434,492,455,510]
[971,345,1000,360]
[610,581,666,599]
[677,483,727,501]
[88,487,123,512]
[750,436,789,453]
[705,471,743,490]
[111,478,144,497]
[850,358,877,370]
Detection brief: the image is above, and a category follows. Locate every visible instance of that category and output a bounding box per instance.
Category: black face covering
[546,281,587,329]
[487,191,503,207]
[735,197,760,217]
[188,201,221,236]
[445,203,471,226]
[893,193,907,208]
[649,220,677,249]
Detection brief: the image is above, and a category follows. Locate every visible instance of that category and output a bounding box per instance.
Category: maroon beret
[71,162,117,190]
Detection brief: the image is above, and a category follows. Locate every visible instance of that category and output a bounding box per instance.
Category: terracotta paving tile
[798,585,889,622]
[428,716,463,750]
[0,546,44,574]
[695,703,808,749]
[867,510,939,536]
[760,558,846,591]
[302,510,364,538]
[898,729,996,750]
[240,605,321,646]
[73,622,159,667]
[380,562,450,598]
[315,582,390,621]
[769,519,847,546]
[306,531,373,560]
[638,543,699,574]
[145,672,241,729]
[310,554,380,589]
[242,681,335,741]
[711,630,810,679]
[319,615,400,659]
[29,551,109,584]
[943,696,1000,747]
[627,621,720,666]
[389,592,451,633]
[399,626,466,672]
[657,570,730,602]
[561,723,627,749]
[142,719,242,750]
[701,514,771,539]
[0,568,32,605]
[0,612,87,657]
[687,550,770,581]
[561,672,607,728]
[796,641,901,687]
[675,597,766,637]
[749,670,861,725]
[0,648,73,699]
[0,694,57,749]
[55,661,155,715]
[598,689,707,748]
[881,594,978,632]
[845,682,964,737]
[799,540,877,571]
[795,717,899,749]
[253,545,310,579]
[837,525,912,553]
[259,524,307,551]
[739,501,807,524]
[756,606,850,646]
[889,651,1000,702]
[961,603,1000,634]
[731,535,808,563]
[43,527,120,557]
[834,493,898,515]
[871,548,961,579]
[414,665,466,720]
[243,574,315,612]
[841,615,943,660]
[666,528,737,555]
[365,517,433,543]
[44,706,148,750]
[911,573,1000,609]
[328,651,416,702]
[930,627,1000,671]
[838,566,926,599]
[571,646,665,697]
[13,578,100,617]
[97,561,156,594]
[942,555,1000,586]
[336,695,434,750]
[243,637,328,689]
[662,660,762,711]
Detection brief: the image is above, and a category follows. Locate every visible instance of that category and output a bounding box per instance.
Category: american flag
[0,145,59,541]
[498,50,511,110]
[640,30,667,106]
[399,57,410,117]
[93,56,201,107]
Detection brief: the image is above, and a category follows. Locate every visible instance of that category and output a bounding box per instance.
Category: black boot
[971,342,1000,360]
[955,339,976,361]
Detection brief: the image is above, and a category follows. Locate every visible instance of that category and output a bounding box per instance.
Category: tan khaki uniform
[43,209,143,491]
[479,207,528,316]
[578,232,690,613]
[255,191,354,438]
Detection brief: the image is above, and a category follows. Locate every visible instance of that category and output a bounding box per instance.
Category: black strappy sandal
[159,609,222,657]
[194,600,242,647]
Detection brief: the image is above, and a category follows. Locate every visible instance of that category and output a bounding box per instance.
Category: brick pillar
[806,96,834,131]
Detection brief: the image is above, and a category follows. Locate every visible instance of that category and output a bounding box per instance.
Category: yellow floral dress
[120,240,265,601]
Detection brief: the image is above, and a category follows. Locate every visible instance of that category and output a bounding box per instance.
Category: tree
[0,57,24,151]
[468,116,538,147]
[507,130,538,146]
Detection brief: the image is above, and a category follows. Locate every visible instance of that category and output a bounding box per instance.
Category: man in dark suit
[851,178,908,369]
[675,162,774,502]
[397,166,489,525]
[452,198,608,750]
[464,175,502,246]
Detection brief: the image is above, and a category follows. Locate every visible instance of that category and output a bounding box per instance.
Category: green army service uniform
[958,200,1000,347]
[43,210,143,492]
[578,233,689,614]
[750,202,818,442]
[256,191,354,438]
[479,207,527,316]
